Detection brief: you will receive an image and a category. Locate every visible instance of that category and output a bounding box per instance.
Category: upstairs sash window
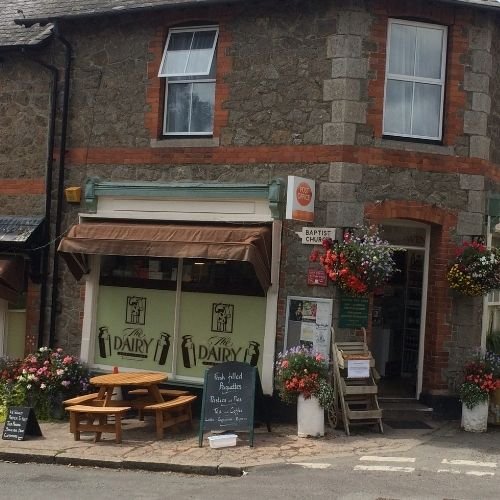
[383,19,447,141]
[158,26,219,136]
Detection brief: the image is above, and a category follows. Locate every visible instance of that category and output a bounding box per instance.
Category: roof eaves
[14,0,245,27]
[0,25,54,51]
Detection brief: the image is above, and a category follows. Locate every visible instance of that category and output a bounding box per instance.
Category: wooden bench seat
[65,405,130,444]
[63,393,100,406]
[127,388,190,398]
[143,395,197,439]
[128,389,192,420]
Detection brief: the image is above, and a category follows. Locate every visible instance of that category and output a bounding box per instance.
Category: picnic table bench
[65,405,130,444]
[143,394,197,439]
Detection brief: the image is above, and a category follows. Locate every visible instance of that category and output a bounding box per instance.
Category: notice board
[2,407,42,441]
[199,361,257,447]
[338,293,369,329]
[284,296,333,361]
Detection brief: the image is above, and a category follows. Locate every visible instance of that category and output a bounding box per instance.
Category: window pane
[384,79,413,135]
[186,30,217,74]
[412,83,441,138]
[190,83,215,133]
[192,30,217,50]
[415,27,443,79]
[388,23,416,76]
[163,32,193,75]
[166,83,191,133]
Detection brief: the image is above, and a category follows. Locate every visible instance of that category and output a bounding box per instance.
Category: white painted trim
[383,18,447,141]
[380,219,429,398]
[261,220,282,395]
[80,255,101,364]
[171,257,184,378]
[482,217,493,353]
[158,26,219,78]
[83,196,274,223]
[416,224,431,399]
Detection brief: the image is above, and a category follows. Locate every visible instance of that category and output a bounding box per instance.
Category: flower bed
[0,347,90,421]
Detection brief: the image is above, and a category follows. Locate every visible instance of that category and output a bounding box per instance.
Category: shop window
[99,256,264,297]
[95,255,266,380]
[158,26,218,136]
[383,19,447,141]
[100,256,178,291]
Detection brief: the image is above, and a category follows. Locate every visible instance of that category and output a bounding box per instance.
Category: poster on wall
[284,296,333,361]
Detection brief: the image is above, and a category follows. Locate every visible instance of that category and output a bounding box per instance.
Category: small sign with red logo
[286,176,315,222]
[307,268,328,287]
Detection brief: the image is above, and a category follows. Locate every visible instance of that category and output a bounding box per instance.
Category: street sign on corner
[296,227,336,245]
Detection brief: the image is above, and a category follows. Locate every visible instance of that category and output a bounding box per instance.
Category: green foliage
[275,346,333,409]
[316,379,335,411]
[459,381,489,409]
[0,347,90,422]
[486,331,500,355]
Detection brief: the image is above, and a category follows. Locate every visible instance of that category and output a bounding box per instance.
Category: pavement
[1,416,493,476]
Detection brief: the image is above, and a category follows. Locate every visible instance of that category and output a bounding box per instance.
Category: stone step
[379,398,433,421]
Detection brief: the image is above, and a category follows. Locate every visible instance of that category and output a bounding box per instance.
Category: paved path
[1,417,499,477]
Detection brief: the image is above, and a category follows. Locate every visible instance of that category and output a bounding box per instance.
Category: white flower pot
[461,400,489,432]
[297,394,324,437]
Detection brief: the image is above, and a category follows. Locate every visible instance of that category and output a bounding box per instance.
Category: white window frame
[159,25,219,136]
[383,19,447,141]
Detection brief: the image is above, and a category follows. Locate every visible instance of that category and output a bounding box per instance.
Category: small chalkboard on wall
[199,361,264,447]
[2,407,42,441]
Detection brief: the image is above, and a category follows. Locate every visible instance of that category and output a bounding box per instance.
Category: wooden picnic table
[89,371,168,407]
[67,371,196,442]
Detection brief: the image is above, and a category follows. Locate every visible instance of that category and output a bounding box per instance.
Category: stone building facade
[1,0,500,412]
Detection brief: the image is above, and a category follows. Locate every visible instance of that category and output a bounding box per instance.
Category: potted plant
[310,225,397,297]
[275,346,334,437]
[459,357,498,432]
[447,241,500,296]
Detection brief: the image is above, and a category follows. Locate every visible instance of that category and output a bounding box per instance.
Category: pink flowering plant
[1,347,90,421]
[275,346,334,410]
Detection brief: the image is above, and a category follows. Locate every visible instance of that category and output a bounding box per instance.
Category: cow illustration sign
[94,287,266,379]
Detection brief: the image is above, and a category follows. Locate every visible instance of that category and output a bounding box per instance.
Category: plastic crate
[208,434,237,448]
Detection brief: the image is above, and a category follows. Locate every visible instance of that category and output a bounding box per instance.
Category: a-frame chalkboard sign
[2,407,42,441]
[199,361,264,447]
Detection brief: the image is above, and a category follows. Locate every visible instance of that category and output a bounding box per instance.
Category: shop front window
[94,256,266,382]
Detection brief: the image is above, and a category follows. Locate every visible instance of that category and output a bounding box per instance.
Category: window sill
[375,137,454,156]
[151,137,220,148]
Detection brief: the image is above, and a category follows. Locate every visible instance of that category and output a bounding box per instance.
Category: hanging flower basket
[447,241,500,297]
[310,225,397,297]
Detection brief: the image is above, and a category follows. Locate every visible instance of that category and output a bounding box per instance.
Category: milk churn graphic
[244,341,260,366]
[98,326,111,358]
[154,332,171,366]
[181,335,196,368]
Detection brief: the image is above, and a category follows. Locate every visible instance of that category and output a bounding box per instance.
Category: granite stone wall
[489,22,500,165]
[0,55,50,215]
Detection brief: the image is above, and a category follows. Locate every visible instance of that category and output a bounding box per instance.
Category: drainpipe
[48,24,72,348]
[23,54,59,348]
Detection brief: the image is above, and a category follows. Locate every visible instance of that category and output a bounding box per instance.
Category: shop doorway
[372,222,429,399]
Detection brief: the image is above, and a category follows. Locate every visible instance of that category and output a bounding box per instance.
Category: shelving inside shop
[99,255,264,296]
